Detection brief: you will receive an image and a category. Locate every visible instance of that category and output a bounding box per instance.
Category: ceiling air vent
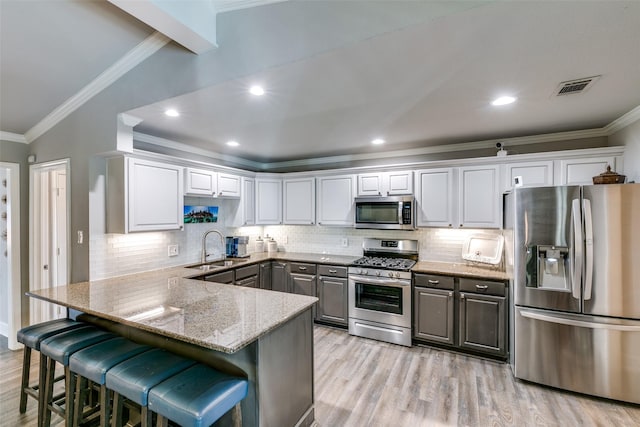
[554,76,600,96]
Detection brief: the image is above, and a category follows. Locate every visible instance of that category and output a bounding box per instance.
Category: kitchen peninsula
[27,266,318,427]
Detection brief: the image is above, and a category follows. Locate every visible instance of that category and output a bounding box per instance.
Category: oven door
[348,274,411,328]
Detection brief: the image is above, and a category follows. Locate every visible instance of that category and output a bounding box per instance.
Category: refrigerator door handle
[583,198,594,300]
[520,309,640,332]
[571,199,583,299]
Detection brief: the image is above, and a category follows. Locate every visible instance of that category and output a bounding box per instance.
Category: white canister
[267,239,278,254]
[255,237,264,253]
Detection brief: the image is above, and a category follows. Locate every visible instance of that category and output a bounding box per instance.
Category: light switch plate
[341,238,348,247]
[168,244,179,257]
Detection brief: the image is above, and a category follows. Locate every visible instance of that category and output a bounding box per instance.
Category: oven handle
[349,275,411,287]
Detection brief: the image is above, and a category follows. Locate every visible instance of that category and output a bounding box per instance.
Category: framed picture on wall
[184,205,218,224]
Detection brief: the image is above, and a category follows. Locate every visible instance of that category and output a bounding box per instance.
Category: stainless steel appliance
[354,196,415,230]
[348,238,418,346]
[504,183,640,404]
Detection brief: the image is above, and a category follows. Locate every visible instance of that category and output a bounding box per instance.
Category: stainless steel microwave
[354,196,415,230]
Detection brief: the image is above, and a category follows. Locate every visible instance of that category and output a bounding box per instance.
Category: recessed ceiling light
[164,108,180,117]
[249,85,265,96]
[491,96,517,106]
[371,138,385,145]
[226,140,239,147]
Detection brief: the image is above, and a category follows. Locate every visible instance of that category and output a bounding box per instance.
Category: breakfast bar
[26,266,318,427]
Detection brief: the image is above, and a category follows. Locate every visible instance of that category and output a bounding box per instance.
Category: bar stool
[17,319,90,426]
[39,327,116,427]
[148,364,248,427]
[105,348,196,427]
[69,337,152,427]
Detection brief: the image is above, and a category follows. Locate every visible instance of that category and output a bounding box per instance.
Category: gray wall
[0,140,30,324]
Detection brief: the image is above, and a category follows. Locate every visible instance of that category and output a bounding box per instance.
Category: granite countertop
[412,261,509,281]
[183,252,360,277]
[27,266,317,354]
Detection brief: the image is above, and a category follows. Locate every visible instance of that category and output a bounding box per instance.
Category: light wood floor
[314,326,640,427]
[2,329,640,427]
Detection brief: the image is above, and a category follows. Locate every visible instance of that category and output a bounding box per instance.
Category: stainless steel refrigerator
[504,183,640,404]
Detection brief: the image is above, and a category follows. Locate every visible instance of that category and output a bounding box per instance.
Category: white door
[30,160,70,324]
[0,162,22,349]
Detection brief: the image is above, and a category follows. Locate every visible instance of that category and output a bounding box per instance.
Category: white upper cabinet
[458,165,501,229]
[217,172,241,198]
[185,167,216,196]
[230,177,255,227]
[317,174,356,226]
[283,178,316,225]
[184,168,241,198]
[415,168,455,227]
[357,171,413,196]
[503,161,554,192]
[256,178,282,225]
[107,157,184,233]
[558,157,616,185]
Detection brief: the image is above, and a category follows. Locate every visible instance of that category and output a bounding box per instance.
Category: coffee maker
[226,236,250,257]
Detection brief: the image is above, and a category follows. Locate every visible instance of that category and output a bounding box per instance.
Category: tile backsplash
[91,212,503,279]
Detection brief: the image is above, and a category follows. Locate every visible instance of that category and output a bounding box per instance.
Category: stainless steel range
[348,238,418,347]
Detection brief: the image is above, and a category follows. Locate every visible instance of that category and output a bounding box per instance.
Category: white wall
[609,117,640,182]
[0,167,8,335]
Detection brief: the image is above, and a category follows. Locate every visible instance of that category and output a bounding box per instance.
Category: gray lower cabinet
[316,265,348,326]
[203,270,234,285]
[413,286,454,344]
[235,264,259,288]
[290,263,317,318]
[271,261,289,293]
[458,278,506,357]
[413,273,507,358]
[259,262,272,290]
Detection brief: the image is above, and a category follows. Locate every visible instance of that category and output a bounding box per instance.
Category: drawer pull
[328,269,337,274]
[298,266,307,271]
[475,284,489,291]
[428,280,440,285]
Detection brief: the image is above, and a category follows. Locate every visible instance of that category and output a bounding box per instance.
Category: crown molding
[23,31,170,144]
[262,128,607,170]
[133,131,264,170]
[0,132,28,144]
[604,104,640,135]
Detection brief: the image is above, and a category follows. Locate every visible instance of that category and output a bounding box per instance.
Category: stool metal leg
[19,346,31,413]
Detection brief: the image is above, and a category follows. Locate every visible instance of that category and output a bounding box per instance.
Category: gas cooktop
[351,256,416,271]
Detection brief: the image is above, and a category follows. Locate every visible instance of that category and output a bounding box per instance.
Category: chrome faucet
[201,229,226,263]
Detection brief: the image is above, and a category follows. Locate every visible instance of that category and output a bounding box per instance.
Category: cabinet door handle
[475,284,489,291]
[329,269,337,274]
[428,280,439,285]
[298,266,307,271]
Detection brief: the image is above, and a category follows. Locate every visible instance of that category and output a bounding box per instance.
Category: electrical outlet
[341,238,348,247]
[167,277,178,287]
[168,244,179,257]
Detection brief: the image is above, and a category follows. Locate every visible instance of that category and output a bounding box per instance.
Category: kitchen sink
[185,258,249,271]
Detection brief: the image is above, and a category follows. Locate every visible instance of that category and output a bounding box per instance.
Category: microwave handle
[398,202,403,224]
